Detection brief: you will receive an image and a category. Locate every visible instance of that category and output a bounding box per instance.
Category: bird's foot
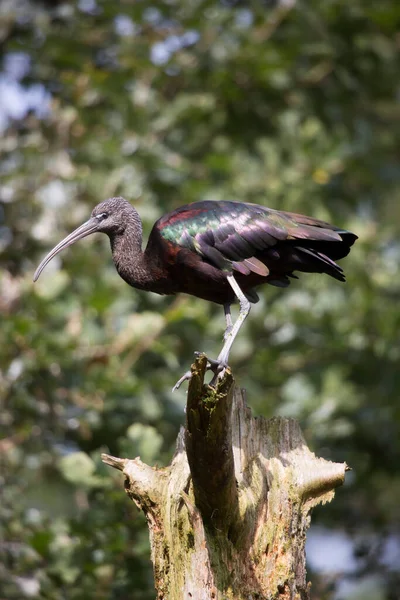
[172,353,229,391]
[172,369,192,392]
[207,357,229,387]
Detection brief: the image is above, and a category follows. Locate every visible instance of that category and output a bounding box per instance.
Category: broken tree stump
[102,355,348,599]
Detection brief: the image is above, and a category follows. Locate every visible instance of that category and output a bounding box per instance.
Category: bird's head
[33,196,136,282]
[90,197,137,234]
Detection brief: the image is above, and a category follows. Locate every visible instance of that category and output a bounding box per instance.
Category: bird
[34,197,357,389]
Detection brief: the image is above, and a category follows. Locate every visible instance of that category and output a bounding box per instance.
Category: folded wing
[157,200,357,285]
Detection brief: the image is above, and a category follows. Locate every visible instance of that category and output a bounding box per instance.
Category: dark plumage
[34,197,357,388]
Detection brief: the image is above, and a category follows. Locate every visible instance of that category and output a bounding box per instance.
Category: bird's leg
[172,277,250,391]
[223,303,233,340]
[208,275,251,384]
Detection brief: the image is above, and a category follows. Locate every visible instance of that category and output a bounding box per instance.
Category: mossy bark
[102,355,348,599]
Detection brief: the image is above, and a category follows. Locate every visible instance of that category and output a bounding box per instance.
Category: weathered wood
[185,355,239,534]
[102,355,348,599]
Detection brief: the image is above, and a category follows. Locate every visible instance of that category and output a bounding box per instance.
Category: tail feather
[289,231,357,261]
[295,246,346,282]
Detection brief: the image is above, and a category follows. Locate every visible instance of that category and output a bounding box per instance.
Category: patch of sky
[150,30,200,66]
[36,180,69,209]
[78,0,99,15]
[307,526,400,578]
[143,7,162,25]
[14,577,40,598]
[114,15,139,37]
[307,527,358,574]
[0,52,51,132]
[4,52,31,80]
[0,217,12,251]
[235,8,253,28]
[335,576,386,600]
[7,358,24,381]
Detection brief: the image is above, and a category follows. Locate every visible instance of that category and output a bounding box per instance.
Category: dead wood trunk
[102,355,348,599]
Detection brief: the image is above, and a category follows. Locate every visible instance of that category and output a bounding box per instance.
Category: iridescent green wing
[156,200,356,278]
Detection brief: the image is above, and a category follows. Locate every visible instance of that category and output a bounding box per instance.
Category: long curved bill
[33,217,99,282]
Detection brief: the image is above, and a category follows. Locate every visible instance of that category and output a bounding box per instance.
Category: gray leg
[173,277,251,391]
[223,303,233,340]
[215,275,251,367]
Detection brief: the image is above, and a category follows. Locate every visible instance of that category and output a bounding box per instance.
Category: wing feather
[156,200,356,282]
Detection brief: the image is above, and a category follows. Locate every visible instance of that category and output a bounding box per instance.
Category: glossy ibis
[34,197,357,388]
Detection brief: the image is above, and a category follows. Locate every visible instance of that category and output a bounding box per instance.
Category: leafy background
[1,0,399,598]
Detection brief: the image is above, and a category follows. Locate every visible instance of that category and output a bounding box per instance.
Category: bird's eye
[96,212,108,220]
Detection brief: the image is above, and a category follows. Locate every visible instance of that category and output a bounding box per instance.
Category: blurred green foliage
[1,0,399,598]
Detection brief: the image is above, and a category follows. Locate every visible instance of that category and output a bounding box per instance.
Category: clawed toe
[172,370,192,392]
[206,356,228,374]
[207,359,228,387]
[172,354,229,391]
